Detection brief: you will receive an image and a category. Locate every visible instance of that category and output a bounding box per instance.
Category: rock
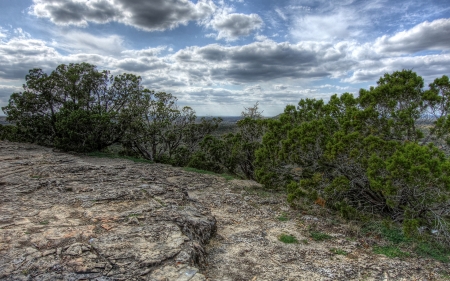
[0,141,215,280]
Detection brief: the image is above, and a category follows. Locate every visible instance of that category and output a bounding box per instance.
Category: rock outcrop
[0,141,215,280]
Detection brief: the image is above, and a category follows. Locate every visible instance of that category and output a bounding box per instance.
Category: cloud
[172,40,350,84]
[0,38,61,80]
[30,0,216,31]
[209,12,263,41]
[291,8,366,41]
[343,54,450,83]
[374,18,450,54]
[53,31,125,56]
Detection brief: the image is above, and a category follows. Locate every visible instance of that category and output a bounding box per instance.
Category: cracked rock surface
[0,141,215,280]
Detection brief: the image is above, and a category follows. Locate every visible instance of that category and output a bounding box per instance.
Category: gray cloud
[210,13,263,41]
[173,41,347,83]
[374,18,450,54]
[114,58,168,73]
[31,0,216,31]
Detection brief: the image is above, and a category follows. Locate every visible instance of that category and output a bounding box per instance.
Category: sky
[0,0,449,116]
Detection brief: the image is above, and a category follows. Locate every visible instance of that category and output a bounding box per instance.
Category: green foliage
[0,124,17,141]
[255,70,450,245]
[330,248,348,255]
[277,212,289,221]
[86,151,153,164]
[279,234,298,244]
[2,63,148,152]
[415,242,450,263]
[373,245,410,258]
[310,230,332,241]
[193,102,266,179]
[122,91,221,164]
[182,167,235,180]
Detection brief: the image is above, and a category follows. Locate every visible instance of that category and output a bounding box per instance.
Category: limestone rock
[0,141,215,280]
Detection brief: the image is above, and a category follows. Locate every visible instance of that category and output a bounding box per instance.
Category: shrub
[255,70,450,245]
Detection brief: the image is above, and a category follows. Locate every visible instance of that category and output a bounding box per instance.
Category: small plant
[310,230,332,241]
[39,220,49,225]
[279,234,298,244]
[415,242,450,263]
[373,245,409,258]
[183,167,235,180]
[87,151,153,164]
[128,213,140,218]
[277,212,289,222]
[330,248,348,255]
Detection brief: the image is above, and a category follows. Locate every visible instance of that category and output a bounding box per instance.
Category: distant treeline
[1,63,450,247]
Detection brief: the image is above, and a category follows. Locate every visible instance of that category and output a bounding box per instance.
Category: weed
[87,151,153,164]
[439,270,450,279]
[243,186,274,198]
[128,213,140,218]
[279,234,298,244]
[330,248,348,255]
[380,225,409,244]
[415,242,450,263]
[373,245,409,258]
[310,230,332,241]
[183,167,235,180]
[39,220,49,225]
[277,212,289,222]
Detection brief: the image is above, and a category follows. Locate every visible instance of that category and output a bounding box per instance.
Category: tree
[255,70,450,244]
[2,63,149,152]
[193,102,265,179]
[122,92,221,163]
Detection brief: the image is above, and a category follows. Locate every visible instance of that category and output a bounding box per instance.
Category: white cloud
[374,18,450,54]
[209,12,263,41]
[291,8,366,41]
[54,31,125,56]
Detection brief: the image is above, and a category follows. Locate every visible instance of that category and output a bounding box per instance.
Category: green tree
[2,63,149,152]
[193,102,265,179]
[255,70,450,244]
[122,92,220,163]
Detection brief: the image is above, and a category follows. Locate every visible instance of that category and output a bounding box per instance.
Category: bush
[255,70,450,245]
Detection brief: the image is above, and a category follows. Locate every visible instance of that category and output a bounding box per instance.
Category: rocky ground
[0,141,448,280]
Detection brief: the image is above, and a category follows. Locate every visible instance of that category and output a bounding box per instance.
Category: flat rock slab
[0,141,216,280]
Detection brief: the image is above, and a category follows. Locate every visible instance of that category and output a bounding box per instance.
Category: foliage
[0,124,18,141]
[373,245,410,258]
[309,230,333,241]
[255,70,450,245]
[279,234,298,244]
[277,212,289,221]
[330,248,348,255]
[192,102,265,179]
[86,151,154,164]
[415,241,450,263]
[2,63,148,152]
[121,91,221,163]
[182,167,235,180]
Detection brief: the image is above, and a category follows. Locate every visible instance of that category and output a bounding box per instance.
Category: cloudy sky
[0,0,449,116]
